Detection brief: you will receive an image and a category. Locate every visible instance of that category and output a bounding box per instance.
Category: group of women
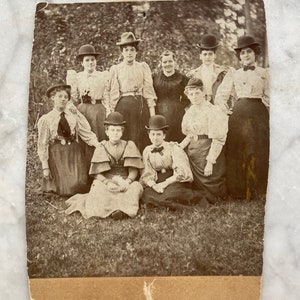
[37,32,269,220]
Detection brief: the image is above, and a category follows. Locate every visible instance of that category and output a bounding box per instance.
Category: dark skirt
[42,142,89,196]
[115,95,150,152]
[226,98,269,199]
[77,102,106,171]
[156,99,185,143]
[142,170,210,209]
[187,138,227,201]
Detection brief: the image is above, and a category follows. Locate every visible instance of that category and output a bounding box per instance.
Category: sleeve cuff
[41,160,49,169]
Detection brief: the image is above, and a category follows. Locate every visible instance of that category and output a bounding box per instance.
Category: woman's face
[122,46,137,64]
[81,55,97,73]
[186,88,205,105]
[148,130,165,147]
[240,47,255,66]
[105,125,123,143]
[200,50,216,66]
[52,90,69,111]
[161,54,175,75]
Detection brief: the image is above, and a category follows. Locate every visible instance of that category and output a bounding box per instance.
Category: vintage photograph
[26,0,268,279]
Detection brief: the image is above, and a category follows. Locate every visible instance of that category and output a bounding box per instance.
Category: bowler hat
[46,83,71,98]
[185,78,204,91]
[76,44,99,60]
[145,115,169,130]
[234,36,260,51]
[116,32,141,47]
[197,34,219,50]
[104,112,126,126]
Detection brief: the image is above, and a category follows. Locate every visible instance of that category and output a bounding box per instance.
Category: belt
[238,97,262,102]
[198,134,209,139]
[95,99,102,104]
[121,92,141,97]
[50,134,76,145]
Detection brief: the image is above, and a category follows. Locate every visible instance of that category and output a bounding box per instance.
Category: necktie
[151,146,164,153]
[57,112,71,137]
[243,66,255,71]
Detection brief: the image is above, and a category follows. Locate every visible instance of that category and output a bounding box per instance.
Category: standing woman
[181,78,228,203]
[67,44,110,168]
[108,32,157,151]
[215,36,269,199]
[152,50,190,143]
[37,83,100,196]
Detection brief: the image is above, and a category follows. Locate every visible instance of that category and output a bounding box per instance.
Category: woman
[65,112,144,219]
[108,32,157,151]
[140,115,210,209]
[37,83,100,196]
[215,35,269,199]
[181,78,228,203]
[152,50,190,142]
[67,44,110,169]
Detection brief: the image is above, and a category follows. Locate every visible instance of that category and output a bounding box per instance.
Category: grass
[26,129,265,278]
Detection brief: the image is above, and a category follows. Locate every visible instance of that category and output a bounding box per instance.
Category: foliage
[28,0,267,127]
[26,129,265,278]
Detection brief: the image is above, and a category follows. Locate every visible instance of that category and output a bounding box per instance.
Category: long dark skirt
[156,99,185,143]
[115,95,150,152]
[77,102,106,171]
[187,138,227,202]
[42,142,89,196]
[142,170,210,209]
[226,98,269,199]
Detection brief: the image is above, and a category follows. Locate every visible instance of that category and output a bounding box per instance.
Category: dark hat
[76,44,99,59]
[197,34,219,50]
[104,112,126,126]
[46,83,71,98]
[234,35,260,51]
[145,115,169,130]
[116,32,141,47]
[185,78,204,90]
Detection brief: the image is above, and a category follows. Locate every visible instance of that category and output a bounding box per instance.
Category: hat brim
[116,40,141,46]
[197,43,220,50]
[145,125,169,130]
[234,42,260,51]
[104,121,126,126]
[46,84,71,98]
[76,53,100,60]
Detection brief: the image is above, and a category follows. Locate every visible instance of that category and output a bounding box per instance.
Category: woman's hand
[43,168,51,180]
[106,181,120,192]
[118,179,131,192]
[152,182,167,194]
[204,162,213,177]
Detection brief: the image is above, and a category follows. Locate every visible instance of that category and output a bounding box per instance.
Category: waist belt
[121,92,142,97]
[198,134,209,139]
[50,134,76,145]
[238,97,262,102]
[95,99,102,104]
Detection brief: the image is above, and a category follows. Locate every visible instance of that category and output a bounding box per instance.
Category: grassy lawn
[26,129,265,278]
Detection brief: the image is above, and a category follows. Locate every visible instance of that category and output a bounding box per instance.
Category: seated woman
[65,112,144,219]
[37,83,100,196]
[140,115,209,209]
[180,78,228,203]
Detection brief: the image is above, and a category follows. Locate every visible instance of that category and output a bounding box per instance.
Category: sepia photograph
[26,0,268,287]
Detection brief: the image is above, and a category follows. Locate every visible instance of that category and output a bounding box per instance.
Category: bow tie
[151,146,164,153]
[243,66,255,71]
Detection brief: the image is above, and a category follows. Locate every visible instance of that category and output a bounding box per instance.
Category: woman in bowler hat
[37,83,101,196]
[140,115,210,209]
[107,32,157,151]
[65,112,144,219]
[180,78,228,203]
[66,44,110,172]
[215,35,270,199]
[187,34,235,105]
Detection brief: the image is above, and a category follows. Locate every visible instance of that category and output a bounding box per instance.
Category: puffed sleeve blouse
[140,141,193,188]
[66,70,110,110]
[37,109,99,169]
[181,102,228,164]
[214,66,270,114]
[108,61,157,110]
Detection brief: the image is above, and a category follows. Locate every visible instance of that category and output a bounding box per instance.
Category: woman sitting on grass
[140,115,210,209]
[65,112,144,220]
[180,78,228,203]
[37,83,100,196]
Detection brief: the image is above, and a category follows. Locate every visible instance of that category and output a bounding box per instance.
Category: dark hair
[160,50,176,61]
[235,44,261,60]
[49,87,71,100]
[120,44,139,52]
[104,124,125,132]
[147,128,168,135]
[80,54,97,63]
[199,48,217,54]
